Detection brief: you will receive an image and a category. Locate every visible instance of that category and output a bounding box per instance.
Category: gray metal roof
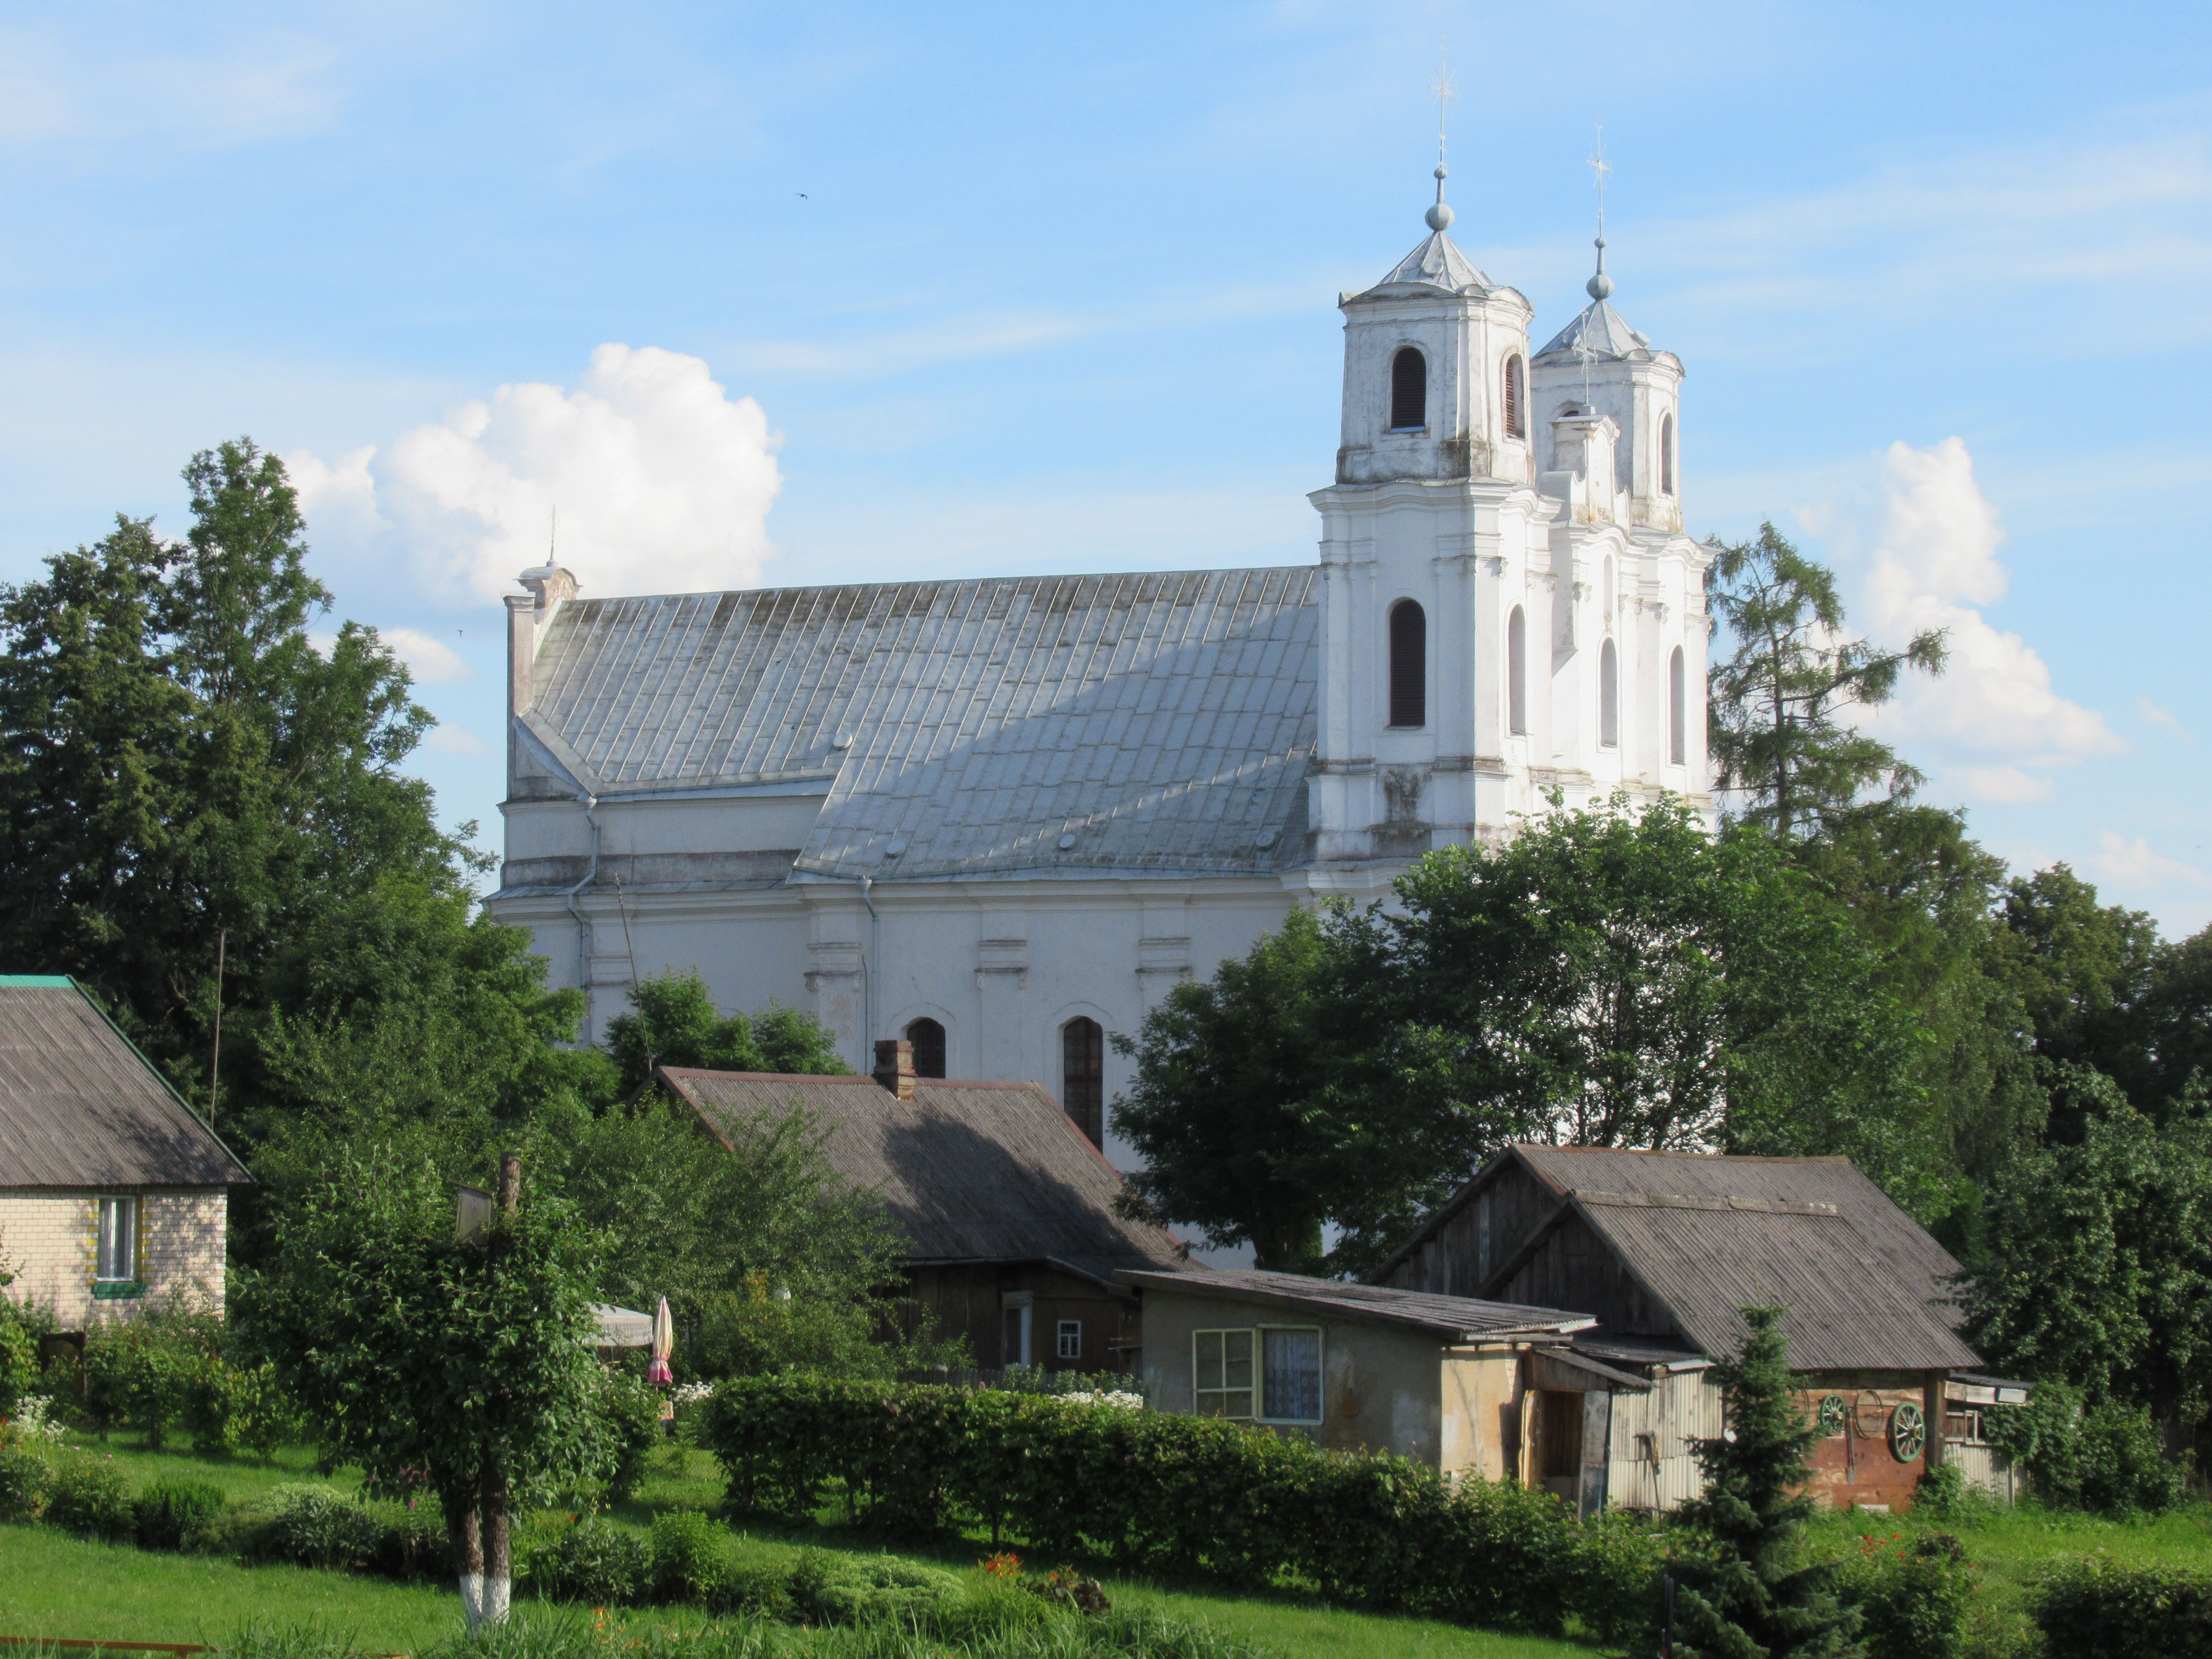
[661,1068,1190,1286]
[1115,1265,1595,1343]
[0,978,251,1188]
[517,568,1318,882]
[1534,297,1653,362]
[1358,230,1493,297]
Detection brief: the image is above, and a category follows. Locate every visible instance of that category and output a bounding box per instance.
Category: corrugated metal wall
[1604,1371,1721,1511]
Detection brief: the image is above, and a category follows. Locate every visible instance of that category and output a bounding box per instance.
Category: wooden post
[499,1152,521,1217]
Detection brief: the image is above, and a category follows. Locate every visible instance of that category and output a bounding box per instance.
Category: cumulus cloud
[1956,766,2055,804]
[1854,437,2122,783]
[380,627,470,684]
[2086,832,2210,893]
[2140,699,2196,742]
[424,724,492,757]
[291,344,783,603]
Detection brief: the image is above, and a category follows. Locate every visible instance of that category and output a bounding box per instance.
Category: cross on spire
[1586,123,1615,303]
[1424,46,1458,233]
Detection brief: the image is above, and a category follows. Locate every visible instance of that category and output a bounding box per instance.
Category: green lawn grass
[0,1437,1586,1659]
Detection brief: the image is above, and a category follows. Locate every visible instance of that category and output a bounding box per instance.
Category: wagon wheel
[1815,1394,1848,1437]
[1889,1401,1926,1463]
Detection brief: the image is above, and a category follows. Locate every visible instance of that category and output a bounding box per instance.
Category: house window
[903,1017,946,1079]
[1193,1327,1323,1423]
[1001,1301,1032,1367]
[1503,354,1525,439]
[1193,1328,1255,1418]
[1507,605,1528,736]
[1057,1320,1083,1361]
[1261,1328,1322,1423]
[1599,639,1619,749]
[1668,646,1686,766]
[1061,1017,1104,1146]
[1388,600,1426,728]
[1389,347,1426,431]
[96,1195,137,1281]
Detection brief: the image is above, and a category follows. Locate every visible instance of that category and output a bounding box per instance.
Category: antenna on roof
[1425,45,1456,233]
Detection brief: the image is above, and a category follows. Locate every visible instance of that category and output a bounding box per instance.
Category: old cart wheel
[1890,1401,1926,1463]
[1816,1394,1848,1437]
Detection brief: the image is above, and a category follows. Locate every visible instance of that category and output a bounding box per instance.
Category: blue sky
[3,2,2208,935]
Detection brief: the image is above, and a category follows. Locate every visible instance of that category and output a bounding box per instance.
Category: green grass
[0,1436,1585,1659]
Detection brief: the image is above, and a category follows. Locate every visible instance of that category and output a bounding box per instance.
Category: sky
[2,2,2208,935]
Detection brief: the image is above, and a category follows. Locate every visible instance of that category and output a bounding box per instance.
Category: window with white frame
[96,1195,138,1281]
[1057,1319,1082,1361]
[1193,1326,1322,1423]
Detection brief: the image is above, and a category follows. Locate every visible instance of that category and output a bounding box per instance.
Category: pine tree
[1664,1305,1863,1658]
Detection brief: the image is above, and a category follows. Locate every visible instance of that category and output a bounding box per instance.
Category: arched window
[1062,1017,1104,1147]
[1668,646,1687,766]
[1503,354,1525,439]
[1507,605,1528,736]
[1599,639,1619,749]
[1389,347,1426,431]
[1660,413,1676,495]
[903,1017,946,1080]
[1388,600,1426,728]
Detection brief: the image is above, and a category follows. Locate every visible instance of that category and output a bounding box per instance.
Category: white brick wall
[0,1188,228,1331]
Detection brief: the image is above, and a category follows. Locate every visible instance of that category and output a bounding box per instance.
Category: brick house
[658,1039,1192,1372]
[1375,1145,2026,1512]
[0,976,251,1333]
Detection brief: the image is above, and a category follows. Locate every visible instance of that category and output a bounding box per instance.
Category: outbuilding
[0,975,251,1333]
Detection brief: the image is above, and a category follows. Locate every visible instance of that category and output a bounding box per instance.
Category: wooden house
[0,975,250,1334]
[1376,1145,2021,1512]
[658,1039,1190,1372]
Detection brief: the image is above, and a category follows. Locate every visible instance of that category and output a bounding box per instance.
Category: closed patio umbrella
[648,1295,674,1386]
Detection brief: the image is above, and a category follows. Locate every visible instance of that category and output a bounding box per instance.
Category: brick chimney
[873,1038,916,1100]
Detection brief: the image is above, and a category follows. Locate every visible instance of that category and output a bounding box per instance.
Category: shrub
[369,1504,450,1581]
[256,1484,383,1570]
[709,1558,794,1619]
[529,1515,647,1606]
[82,1321,186,1444]
[1983,1383,2187,1515]
[599,1365,665,1503]
[229,1363,305,1461]
[0,1440,51,1519]
[787,1547,966,1627]
[1554,1506,1666,1644]
[647,1509,729,1604]
[45,1453,134,1540]
[1842,1531,1976,1659]
[134,1477,227,1550]
[2031,1555,2212,1659]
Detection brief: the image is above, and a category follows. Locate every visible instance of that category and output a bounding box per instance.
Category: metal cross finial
[1586,124,1615,303]
[1424,45,1458,231]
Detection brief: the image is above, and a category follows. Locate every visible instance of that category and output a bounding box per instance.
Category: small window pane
[96,1195,137,1281]
[1195,1329,1254,1417]
[1262,1328,1321,1421]
[1057,1320,1082,1360]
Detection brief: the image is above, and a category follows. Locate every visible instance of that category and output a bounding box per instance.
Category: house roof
[511,567,1318,885]
[1114,1265,1594,1343]
[0,977,251,1188]
[659,1068,1190,1288]
[1534,298,1654,362]
[1379,1145,1980,1373]
[1356,230,1493,297]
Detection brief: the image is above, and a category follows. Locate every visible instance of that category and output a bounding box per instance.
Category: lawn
[0,1435,1587,1659]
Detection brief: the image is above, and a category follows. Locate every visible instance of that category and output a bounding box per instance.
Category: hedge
[2032,1557,2212,1659]
[698,1376,1658,1636]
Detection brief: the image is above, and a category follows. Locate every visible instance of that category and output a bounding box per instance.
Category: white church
[487,178,1715,1165]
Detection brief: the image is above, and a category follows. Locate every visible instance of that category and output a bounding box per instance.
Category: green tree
[1988,865,2160,1119]
[1962,1078,2212,1455]
[1663,1305,1864,1659]
[1708,523,1946,840]
[602,969,849,1093]
[249,1147,609,1627]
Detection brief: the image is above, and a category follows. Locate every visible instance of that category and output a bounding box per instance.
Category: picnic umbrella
[648,1295,675,1385]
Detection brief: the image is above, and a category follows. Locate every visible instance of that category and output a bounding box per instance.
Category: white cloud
[1956,766,2055,804]
[292,344,783,603]
[424,724,491,757]
[1854,437,2122,775]
[379,627,470,684]
[2140,699,2196,742]
[2086,832,2210,893]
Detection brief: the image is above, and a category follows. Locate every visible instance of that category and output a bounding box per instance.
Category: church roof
[516,568,1318,882]
[1361,229,1492,296]
[1535,297,1653,362]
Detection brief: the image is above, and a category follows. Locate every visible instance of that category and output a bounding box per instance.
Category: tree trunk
[481,1458,512,1626]
[446,1488,486,1629]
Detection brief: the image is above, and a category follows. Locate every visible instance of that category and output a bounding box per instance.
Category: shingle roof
[1381,1145,1980,1373]
[0,978,251,1188]
[1114,1265,1594,1343]
[515,568,1318,882]
[660,1069,1190,1286]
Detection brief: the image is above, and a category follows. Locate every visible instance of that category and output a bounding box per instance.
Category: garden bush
[255,1483,384,1570]
[0,1439,51,1519]
[787,1548,967,1627]
[369,1502,450,1580]
[701,1376,1592,1634]
[529,1515,648,1606]
[599,1364,666,1502]
[44,1452,134,1540]
[134,1476,227,1550]
[1983,1383,2187,1514]
[2030,1555,2212,1659]
[82,1321,187,1444]
[647,1508,730,1604]
[1840,1531,1976,1659]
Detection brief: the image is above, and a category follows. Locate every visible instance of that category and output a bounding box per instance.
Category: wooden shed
[658,1039,1190,1372]
[1376,1145,2019,1512]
